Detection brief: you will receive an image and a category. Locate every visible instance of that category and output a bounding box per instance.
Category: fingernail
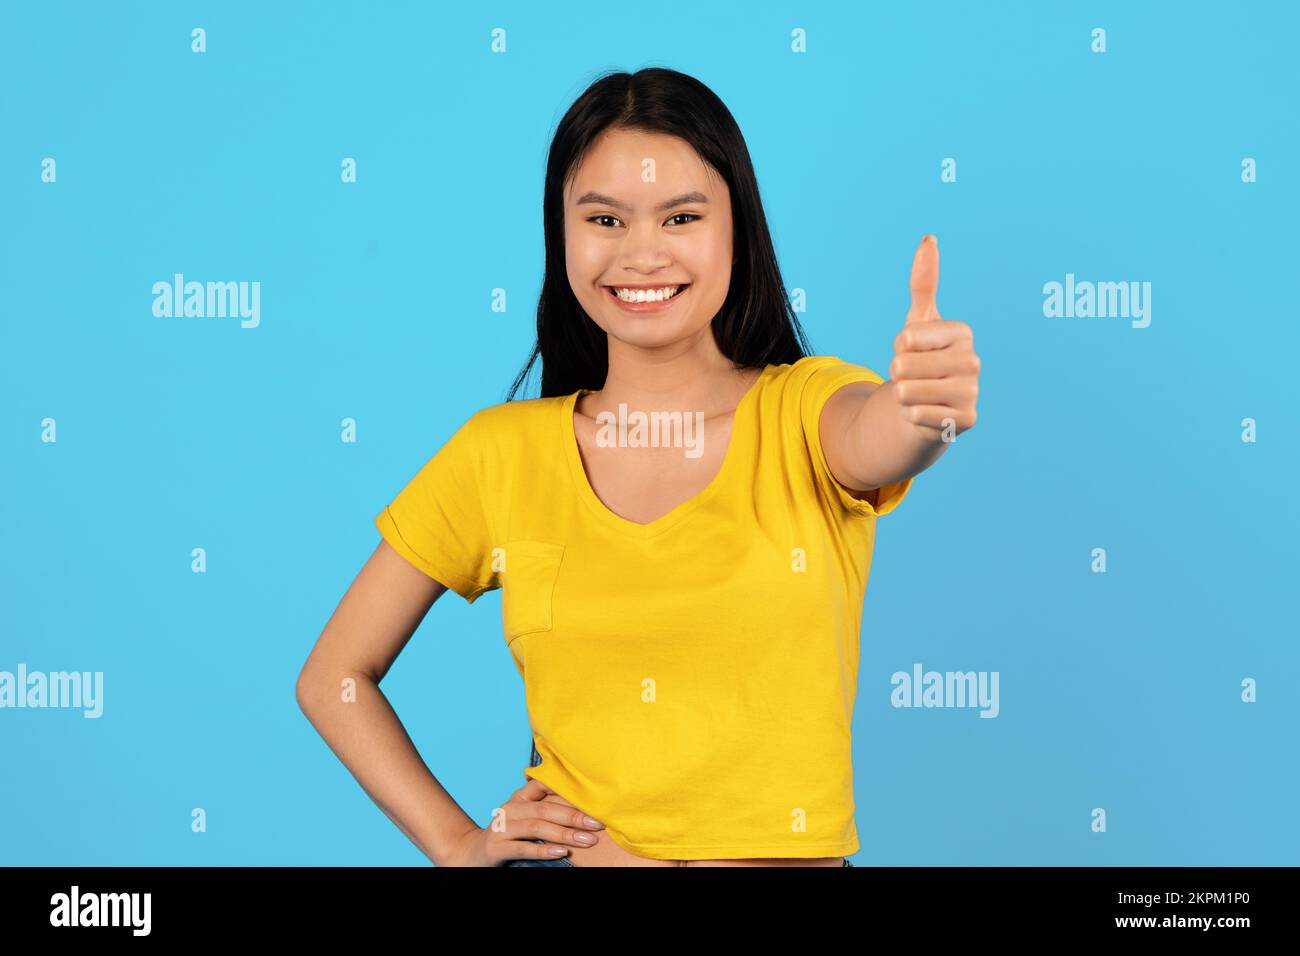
[574,831,596,844]
[549,846,569,857]
[584,816,604,828]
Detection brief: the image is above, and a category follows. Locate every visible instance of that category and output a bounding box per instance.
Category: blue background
[2,0,1296,865]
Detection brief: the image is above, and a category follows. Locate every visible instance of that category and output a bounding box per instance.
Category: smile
[604,284,691,313]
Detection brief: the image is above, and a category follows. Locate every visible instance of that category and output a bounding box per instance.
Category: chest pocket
[501,540,565,644]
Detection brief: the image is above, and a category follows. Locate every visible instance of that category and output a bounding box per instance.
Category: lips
[603,283,691,313]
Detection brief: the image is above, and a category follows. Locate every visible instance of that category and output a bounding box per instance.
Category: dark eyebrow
[574,190,710,213]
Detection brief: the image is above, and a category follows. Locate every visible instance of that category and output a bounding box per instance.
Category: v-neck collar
[559,366,773,539]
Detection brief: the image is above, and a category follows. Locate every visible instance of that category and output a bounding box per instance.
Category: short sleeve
[797,355,914,519]
[374,412,500,602]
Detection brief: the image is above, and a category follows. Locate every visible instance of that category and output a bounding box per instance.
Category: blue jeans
[504,739,853,867]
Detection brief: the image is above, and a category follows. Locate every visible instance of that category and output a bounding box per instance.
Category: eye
[586,213,701,228]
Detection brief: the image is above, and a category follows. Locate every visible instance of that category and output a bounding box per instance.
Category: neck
[588,334,759,418]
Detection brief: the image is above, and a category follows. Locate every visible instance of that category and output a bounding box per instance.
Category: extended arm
[819,235,980,497]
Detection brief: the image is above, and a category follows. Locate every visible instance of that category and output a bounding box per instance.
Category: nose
[617,221,673,272]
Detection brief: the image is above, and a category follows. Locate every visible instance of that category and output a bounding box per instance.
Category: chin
[609,321,701,351]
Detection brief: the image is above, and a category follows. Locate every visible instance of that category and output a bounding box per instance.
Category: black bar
[0,866,1285,939]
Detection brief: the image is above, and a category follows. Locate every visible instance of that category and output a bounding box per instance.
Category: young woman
[296,67,980,867]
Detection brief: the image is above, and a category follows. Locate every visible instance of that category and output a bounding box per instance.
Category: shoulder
[764,354,887,405]
[446,392,568,460]
[466,393,565,433]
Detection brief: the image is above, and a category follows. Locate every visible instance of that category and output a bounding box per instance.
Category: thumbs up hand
[888,235,980,441]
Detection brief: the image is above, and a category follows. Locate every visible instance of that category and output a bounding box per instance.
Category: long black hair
[505,67,813,401]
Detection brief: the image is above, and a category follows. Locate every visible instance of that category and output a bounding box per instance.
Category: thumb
[905,234,940,325]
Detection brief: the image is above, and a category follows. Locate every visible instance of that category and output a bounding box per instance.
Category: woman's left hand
[887,235,980,441]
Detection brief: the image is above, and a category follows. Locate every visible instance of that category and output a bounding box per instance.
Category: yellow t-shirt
[374,354,914,860]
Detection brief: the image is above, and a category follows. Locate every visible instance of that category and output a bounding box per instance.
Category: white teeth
[612,285,682,303]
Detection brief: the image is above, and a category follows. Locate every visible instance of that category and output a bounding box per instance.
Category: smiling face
[564,127,734,353]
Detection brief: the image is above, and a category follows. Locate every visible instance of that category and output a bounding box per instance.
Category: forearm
[842,380,951,488]
[297,670,479,865]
